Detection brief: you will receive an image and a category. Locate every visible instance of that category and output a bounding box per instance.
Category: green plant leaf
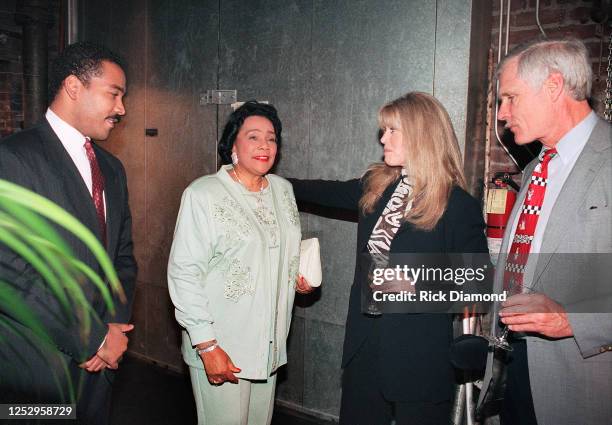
[0,315,75,403]
[18,232,93,333]
[0,180,123,300]
[0,281,53,345]
[0,178,126,402]
[0,215,70,312]
[0,198,72,256]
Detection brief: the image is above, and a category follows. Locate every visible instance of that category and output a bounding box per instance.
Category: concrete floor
[110,355,334,425]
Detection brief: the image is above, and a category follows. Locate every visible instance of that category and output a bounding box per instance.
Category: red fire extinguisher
[486,172,519,264]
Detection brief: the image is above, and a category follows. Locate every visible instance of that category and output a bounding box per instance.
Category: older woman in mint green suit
[168,101,312,425]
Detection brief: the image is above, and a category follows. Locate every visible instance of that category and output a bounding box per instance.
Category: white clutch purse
[299,238,322,287]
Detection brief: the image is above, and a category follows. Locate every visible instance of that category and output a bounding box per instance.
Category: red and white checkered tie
[84,138,107,245]
[503,148,557,292]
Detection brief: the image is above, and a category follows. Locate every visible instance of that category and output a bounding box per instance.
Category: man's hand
[500,293,573,338]
[79,353,112,372]
[200,346,241,385]
[296,275,315,294]
[96,323,134,369]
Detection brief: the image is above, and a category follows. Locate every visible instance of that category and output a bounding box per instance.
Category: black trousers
[500,338,538,425]
[339,321,451,425]
[75,368,113,425]
[0,346,112,425]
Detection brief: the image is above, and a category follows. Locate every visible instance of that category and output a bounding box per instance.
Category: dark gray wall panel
[276,315,305,405]
[129,282,147,354]
[143,0,218,287]
[303,320,344,418]
[309,0,437,180]
[302,0,438,335]
[79,1,112,43]
[217,0,313,179]
[146,284,183,367]
[301,216,355,326]
[433,0,473,153]
[147,0,218,94]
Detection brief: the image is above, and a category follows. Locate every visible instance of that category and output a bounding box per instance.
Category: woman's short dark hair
[49,42,124,102]
[218,101,282,164]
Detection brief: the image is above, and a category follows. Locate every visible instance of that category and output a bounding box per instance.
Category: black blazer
[0,120,137,399]
[290,176,487,402]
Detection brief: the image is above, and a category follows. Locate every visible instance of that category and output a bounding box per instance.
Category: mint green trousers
[188,367,277,425]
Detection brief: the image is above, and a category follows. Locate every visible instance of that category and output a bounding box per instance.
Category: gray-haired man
[479,38,612,425]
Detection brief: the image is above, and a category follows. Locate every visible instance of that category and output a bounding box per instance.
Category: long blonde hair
[359,92,466,231]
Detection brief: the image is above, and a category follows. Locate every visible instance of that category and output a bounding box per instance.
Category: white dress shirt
[46,108,106,213]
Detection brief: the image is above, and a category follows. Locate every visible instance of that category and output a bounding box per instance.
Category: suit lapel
[533,119,611,286]
[499,165,533,267]
[358,178,401,253]
[37,121,100,238]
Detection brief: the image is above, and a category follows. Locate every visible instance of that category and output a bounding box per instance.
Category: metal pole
[452,384,466,425]
[66,0,78,45]
[15,0,50,128]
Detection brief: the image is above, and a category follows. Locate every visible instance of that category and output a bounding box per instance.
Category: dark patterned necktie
[84,138,107,245]
[503,148,557,292]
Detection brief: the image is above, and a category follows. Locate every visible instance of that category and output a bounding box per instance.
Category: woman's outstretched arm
[287,177,362,212]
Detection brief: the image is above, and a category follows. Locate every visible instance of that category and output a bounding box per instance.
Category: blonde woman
[289,92,488,425]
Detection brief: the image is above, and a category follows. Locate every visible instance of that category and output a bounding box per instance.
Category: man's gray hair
[497,38,592,100]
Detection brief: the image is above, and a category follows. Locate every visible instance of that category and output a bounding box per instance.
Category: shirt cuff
[97,335,107,352]
[187,323,217,347]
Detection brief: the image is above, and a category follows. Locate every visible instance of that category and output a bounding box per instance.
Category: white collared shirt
[46,108,106,212]
[46,108,110,344]
[508,111,598,254]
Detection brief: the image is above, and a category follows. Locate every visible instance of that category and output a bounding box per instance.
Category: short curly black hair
[218,101,283,165]
[48,42,124,101]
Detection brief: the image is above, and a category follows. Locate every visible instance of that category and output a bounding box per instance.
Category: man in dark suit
[0,42,137,425]
[479,38,612,424]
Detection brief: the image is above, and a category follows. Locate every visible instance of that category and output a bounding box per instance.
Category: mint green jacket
[168,165,301,379]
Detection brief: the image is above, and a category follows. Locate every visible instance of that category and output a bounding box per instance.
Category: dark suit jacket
[290,176,487,402]
[0,119,137,401]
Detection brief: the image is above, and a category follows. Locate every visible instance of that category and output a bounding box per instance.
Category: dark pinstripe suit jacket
[0,119,137,402]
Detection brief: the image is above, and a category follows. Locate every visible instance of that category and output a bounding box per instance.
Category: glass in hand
[484,279,535,352]
[484,323,513,351]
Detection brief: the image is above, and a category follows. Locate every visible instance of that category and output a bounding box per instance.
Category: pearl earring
[231,152,239,165]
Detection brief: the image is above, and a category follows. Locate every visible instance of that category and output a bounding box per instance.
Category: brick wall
[488,0,611,178]
[0,0,60,137]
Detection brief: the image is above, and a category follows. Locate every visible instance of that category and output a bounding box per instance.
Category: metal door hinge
[200,90,237,105]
